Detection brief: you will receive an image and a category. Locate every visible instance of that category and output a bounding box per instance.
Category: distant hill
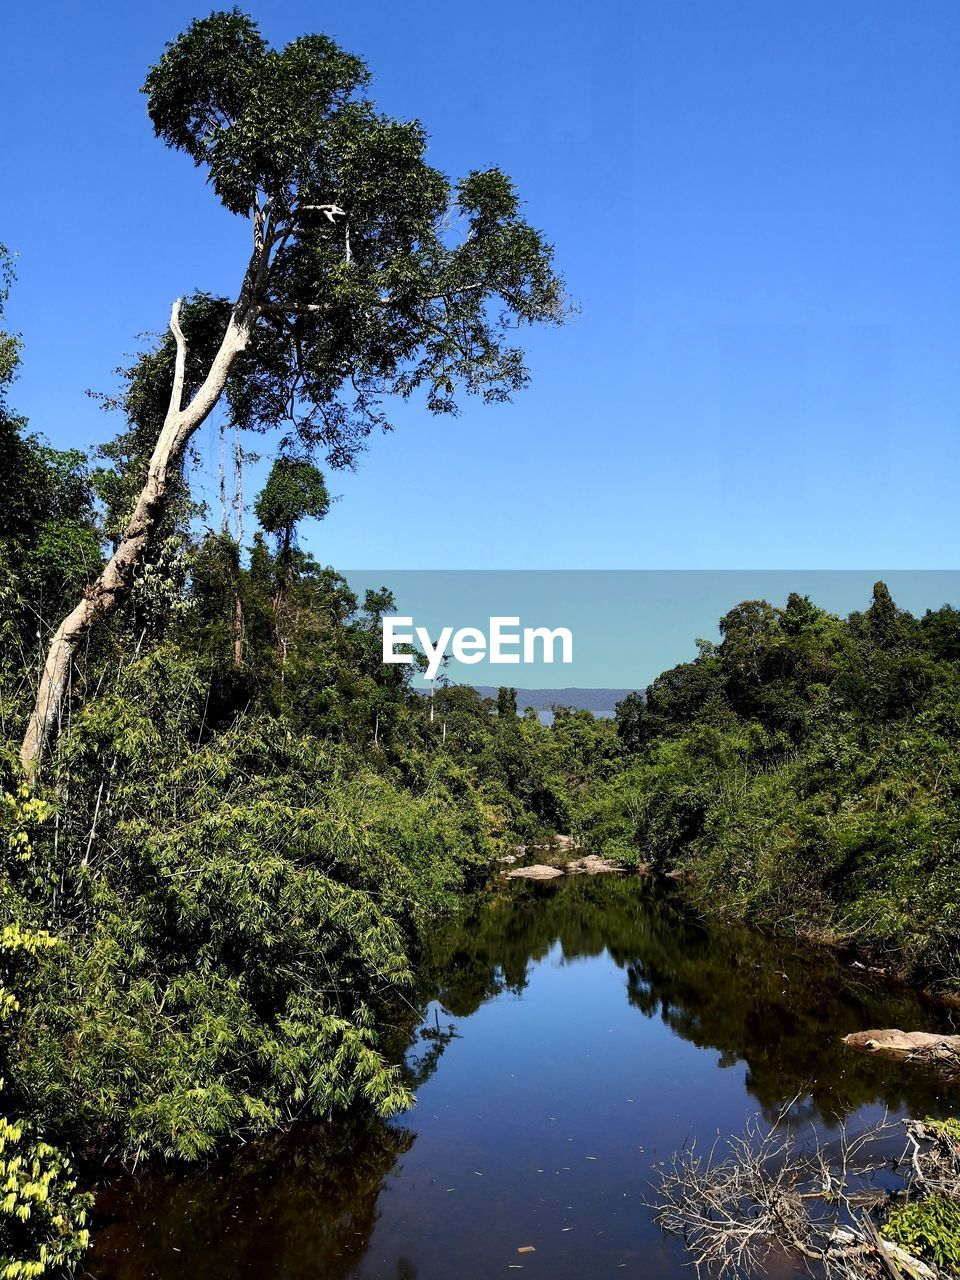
[471,686,636,722]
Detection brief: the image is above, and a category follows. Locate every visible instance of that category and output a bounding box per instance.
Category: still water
[88,875,958,1279]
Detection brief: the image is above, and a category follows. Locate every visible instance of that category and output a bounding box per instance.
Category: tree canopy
[254,457,330,556]
[143,9,565,468]
[20,9,567,772]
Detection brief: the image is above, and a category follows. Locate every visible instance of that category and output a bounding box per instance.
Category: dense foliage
[2,15,960,1264]
[138,9,566,470]
[883,1192,960,1269]
[0,401,590,1160]
[0,430,596,1193]
[0,226,577,1268]
[5,234,960,1264]
[577,585,960,989]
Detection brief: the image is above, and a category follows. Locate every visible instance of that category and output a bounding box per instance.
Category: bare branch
[649,1109,926,1280]
[424,282,485,301]
[167,298,187,417]
[260,302,328,315]
[296,203,347,222]
[257,281,487,319]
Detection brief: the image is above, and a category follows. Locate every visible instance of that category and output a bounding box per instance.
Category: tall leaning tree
[21,10,564,773]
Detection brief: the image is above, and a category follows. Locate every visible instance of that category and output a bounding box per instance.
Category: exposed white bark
[296,204,346,222]
[21,267,261,774]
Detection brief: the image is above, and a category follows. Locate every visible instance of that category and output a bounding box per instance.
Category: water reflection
[88,875,957,1280]
[91,1120,415,1279]
[417,876,954,1121]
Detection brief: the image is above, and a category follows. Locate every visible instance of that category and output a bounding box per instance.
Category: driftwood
[652,1109,956,1279]
[842,1031,960,1082]
[651,1108,906,1278]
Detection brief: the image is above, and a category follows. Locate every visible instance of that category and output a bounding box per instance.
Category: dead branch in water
[651,1105,948,1279]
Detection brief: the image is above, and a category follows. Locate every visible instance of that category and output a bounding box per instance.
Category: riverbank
[83,874,959,1280]
[574,587,960,1002]
[507,839,960,1028]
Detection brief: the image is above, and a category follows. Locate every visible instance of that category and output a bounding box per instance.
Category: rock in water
[502,864,564,880]
[552,834,580,852]
[842,1029,960,1079]
[566,855,623,875]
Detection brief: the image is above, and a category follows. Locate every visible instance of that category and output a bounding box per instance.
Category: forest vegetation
[580,584,960,991]
[2,10,960,1278]
[0,9,577,1270]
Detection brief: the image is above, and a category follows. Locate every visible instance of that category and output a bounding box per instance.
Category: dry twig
[650,1104,947,1279]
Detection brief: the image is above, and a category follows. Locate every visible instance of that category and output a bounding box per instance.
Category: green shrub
[882,1194,960,1269]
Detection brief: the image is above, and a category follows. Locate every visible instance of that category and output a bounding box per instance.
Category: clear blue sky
[4,1,959,569]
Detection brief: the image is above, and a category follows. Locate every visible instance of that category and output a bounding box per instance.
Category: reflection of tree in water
[89,877,956,1279]
[416,876,956,1123]
[89,1117,414,1280]
[405,1012,461,1091]
[617,883,954,1122]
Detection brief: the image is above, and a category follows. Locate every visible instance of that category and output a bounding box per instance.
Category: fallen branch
[650,1108,941,1279]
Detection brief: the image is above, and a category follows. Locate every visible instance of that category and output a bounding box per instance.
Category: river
[87,874,958,1279]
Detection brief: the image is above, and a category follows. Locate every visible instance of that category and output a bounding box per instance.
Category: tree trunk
[20,292,257,776]
[232,588,245,665]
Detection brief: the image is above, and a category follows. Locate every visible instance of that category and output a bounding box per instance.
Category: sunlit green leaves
[254,458,329,555]
[579,586,960,989]
[143,12,369,215]
[140,13,565,469]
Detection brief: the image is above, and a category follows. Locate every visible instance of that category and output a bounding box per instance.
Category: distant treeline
[468,686,635,722]
[577,584,960,991]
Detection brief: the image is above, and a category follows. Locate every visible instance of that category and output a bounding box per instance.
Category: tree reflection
[89,876,956,1279]
[416,876,956,1122]
[90,1118,414,1280]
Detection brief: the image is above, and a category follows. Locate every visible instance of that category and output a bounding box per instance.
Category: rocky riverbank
[498,836,625,879]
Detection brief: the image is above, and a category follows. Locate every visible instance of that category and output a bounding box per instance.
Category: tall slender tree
[21,9,565,772]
